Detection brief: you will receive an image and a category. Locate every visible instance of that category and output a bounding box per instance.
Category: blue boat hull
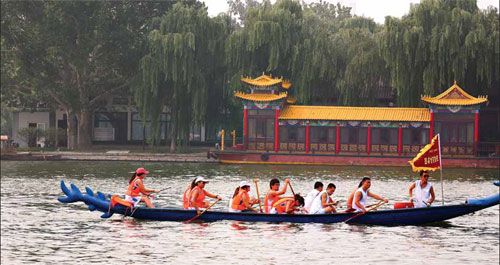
[58,180,500,226]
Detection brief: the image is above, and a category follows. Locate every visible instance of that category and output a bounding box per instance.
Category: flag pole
[438,134,444,205]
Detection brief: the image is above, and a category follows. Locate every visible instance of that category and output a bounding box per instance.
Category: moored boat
[58,180,499,226]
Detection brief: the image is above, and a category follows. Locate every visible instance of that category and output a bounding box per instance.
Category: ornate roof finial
[454,80,457,85]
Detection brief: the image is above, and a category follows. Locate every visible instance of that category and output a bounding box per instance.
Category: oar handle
[288,182,296,196]
[253,179,263,213]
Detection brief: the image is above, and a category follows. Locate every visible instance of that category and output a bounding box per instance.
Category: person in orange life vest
[230,181,261,213]
[352,177,388,213]
[182,178,197,209]
[409,170,435,208]
[264,178,290,213]
[271,194,305,214]
[125,168,158,208]
[189,177,222,215]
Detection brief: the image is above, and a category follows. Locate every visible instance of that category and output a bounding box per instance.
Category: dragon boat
[58,180,499,226]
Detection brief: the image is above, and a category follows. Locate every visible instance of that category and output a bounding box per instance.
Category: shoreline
[0,151,218,163]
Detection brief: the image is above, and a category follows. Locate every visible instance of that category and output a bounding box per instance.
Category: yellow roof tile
[241,73,282,87]
[279,105,430,122]
[282,80,292,89]
[421,81,488,106]
[234,91,288,102]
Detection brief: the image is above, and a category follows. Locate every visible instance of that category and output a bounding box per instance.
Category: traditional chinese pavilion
[215,74,495,168]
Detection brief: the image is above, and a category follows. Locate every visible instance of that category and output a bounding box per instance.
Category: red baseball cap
[136,168,149,175]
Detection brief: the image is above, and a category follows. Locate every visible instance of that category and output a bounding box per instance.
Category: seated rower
[189,177,222,215]
[271,194,305,214]
[409,170,435,208]
[125,168,158,208]
[182,178,196,209]
[352,177,388,213]
[345,184,362,213]
[264,178,290,213]
[304,181,324,213]
[309,183,338,214]
[230,181,260,213]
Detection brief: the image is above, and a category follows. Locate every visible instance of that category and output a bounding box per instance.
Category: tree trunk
[66,111,77,149]
[77,108,93,149]
[169,111,177,152]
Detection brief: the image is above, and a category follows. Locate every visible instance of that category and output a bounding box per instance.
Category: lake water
[1,161,499,264]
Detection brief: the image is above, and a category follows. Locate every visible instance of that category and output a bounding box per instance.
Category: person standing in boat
[264,178,290,213]
[352,177,388,213]
[304,181,324,213]
[229,181,260,213]
[309,183,338,214]
[189,177,222,215]
[125,168,158,208]
[409,170,435,207]
[271,194,305,214]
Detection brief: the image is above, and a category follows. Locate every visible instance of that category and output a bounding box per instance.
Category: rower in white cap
[229,180,261,213]
[188,176,222,215]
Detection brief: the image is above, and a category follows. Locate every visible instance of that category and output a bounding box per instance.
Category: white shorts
[311,208,326,214]
[125,195,142,207]
[228,208,242,212]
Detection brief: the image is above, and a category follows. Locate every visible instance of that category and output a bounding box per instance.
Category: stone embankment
[2,151,218,163]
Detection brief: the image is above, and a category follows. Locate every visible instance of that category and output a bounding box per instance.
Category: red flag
[409,134,441,172]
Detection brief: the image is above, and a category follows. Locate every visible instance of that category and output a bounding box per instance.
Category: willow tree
[136,2,231,151]
[1,1,173,148]
[381,0,499,107]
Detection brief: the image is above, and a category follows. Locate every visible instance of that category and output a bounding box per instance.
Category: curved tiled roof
[234,91,288,102]
[421,82,488,106]
[241,73,283,87]
[279,105,430,122]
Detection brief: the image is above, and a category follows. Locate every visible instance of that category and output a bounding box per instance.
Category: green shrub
[18,127,44,147]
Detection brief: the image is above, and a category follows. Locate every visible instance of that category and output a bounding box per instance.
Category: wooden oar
[253,179,263,213]
[344,201,386,223]
[184,198,221,223]
[288,181,296,196]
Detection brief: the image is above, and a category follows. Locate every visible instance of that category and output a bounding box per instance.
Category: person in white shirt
[309,183,338,214]
[304,181,323,213]
[409,170,435,207]
[352,177,388,213]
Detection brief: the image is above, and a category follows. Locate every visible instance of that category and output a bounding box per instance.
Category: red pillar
[430,112,434,141]
[474,112,479,156]
[335,125,340,154]
[398,124,402,156]
[243,108,248,149]
[367,124,371,155]
[306,123,310,153]
[275,109,279,152]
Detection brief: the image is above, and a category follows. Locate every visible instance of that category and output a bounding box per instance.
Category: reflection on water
[1,161,499,264]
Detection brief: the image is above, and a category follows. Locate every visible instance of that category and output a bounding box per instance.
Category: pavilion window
[248,119,256,140]
[358,128,367,144]
[279,126,288,142]
[310,127,329,143]
[402,128,429,145]
[266,119,274,139]
[340,127,349,144]
[466,123,474,144]
[372,128,398,145]
[288,127,298,141]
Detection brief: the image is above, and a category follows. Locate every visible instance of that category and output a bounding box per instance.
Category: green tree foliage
[381,0,499,107]
[136,2,231,151]
[225,0,390,106]
[1,1,173,148]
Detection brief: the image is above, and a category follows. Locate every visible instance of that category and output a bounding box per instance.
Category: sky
[201,0,499,24]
